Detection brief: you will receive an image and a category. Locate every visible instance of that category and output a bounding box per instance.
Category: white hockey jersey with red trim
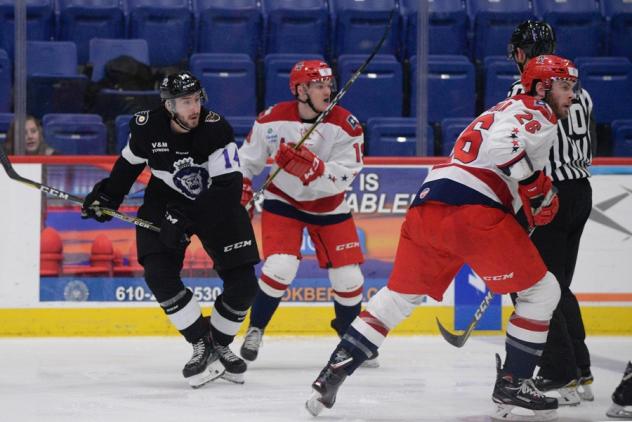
[418,95,558,213]
[238,101,364,215]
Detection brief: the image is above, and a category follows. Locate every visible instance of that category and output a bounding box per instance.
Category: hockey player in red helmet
[237,59,377,368]
[306,54,577,421]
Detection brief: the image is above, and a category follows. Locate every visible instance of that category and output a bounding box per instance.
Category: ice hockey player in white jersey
[306,55,578,422]
[238,60,376,367]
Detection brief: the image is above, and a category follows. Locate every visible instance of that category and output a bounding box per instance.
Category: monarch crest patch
[134,110,150,126]
[205,111,221,123]
[172,157,210,199]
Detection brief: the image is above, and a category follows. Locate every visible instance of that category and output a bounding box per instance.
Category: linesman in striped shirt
[507,20,595,405]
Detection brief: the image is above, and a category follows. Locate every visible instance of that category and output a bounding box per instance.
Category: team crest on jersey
[172,157,210,199]
[134,110,149,126]
[205,111,220,122]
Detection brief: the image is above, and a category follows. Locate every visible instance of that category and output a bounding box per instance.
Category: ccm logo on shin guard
[224,240,253,252]
[482,272,514,281]
[335,242,360,251]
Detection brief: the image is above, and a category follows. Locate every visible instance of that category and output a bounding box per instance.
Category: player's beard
[545,92,570,120]
[175,112,199,131]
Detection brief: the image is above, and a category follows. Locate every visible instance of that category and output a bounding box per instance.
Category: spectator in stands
[5,116,56,155]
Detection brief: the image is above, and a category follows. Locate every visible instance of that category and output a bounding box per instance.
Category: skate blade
[305,392,325,417]
[492,404,558,421]
[360,357,380,369]
[220,371,245,384]
[577,384,594,401]
[186,360,225,389]
[607,403,632,418]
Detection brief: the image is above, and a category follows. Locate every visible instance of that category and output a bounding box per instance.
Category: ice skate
[534,376,580,406]
[182,335,225,388]
[577,372,594,401]
[607,361,632,419]
[305,347,354,417]
[215,342,248,384]
[240,326,263,362]
[492,354,558,421]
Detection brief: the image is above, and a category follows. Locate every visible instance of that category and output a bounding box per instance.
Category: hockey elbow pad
[518,171,559,228]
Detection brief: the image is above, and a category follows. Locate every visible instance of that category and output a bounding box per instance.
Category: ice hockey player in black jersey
[81,71,260,388]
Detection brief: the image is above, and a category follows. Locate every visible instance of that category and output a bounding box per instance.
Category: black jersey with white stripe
[507,81,594,181]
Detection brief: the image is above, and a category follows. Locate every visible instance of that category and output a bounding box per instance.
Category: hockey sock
[210,295,249,346]
[504,312,549,379]
[331,301,361,336]
[160,288,208,343]
[249,289,282,330]
[337,324,380,375]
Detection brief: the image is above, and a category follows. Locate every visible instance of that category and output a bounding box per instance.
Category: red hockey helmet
[289,60,335,96]
[521,54,578,93]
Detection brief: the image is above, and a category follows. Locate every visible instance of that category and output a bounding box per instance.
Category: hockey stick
[0,148,160,232]
[436,227,537,348]
[247,8,396,208]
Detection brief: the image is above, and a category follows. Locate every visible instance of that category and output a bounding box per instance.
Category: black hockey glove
[81,178,123,223]
[160,205,193,249]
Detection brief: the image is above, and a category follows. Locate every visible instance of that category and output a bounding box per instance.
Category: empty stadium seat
[26,41,88,117]
[226,116,255,147]
[114,114,133,153]
[411,55,475,123]
[483,55,520,109]
[89,38,150,82]
[337,54,402,122]
[575,57,632,123]
[601,0,632,60]
[441,117,472,156]
[0,0,54,60]
[189,53,256,117]
[127,0,192,67]
[0,112,13,146]
[262,0,328,56]
[611,119,632,156]
[466,0,534,62]
[56,0,125,65]
[42,113,108,154]
[330,0,400,57]
[192,0,261,59]
[0,49,9,113]
[533,0,604,60]
[401,0,468,58]
[263,53,325,107]
[366,117,434,156]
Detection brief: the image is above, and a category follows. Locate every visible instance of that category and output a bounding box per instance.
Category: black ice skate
[607,361,632,419]
[182,335,225,388]
[534,376,580,406]
[240,326,263,362]
[492,354,558,421]
[215,342,248,384]
[305,347,353,417]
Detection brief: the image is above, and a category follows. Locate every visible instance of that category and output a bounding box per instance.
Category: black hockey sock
[337,325,379,375]
[331,301,361,336]
[210,295,249,346]
[504,333,544,379]
[249,289,282,330]
[159,288,208,343]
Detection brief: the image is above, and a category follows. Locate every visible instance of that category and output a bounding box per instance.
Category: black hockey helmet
[508,20,556,61]
[159,71,206,101]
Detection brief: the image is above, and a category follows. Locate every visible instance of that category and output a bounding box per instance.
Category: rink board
[1,157,632,336]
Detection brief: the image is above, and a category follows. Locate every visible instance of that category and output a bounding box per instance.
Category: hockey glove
[241,177,254,219]
[274,142,324,185]
[81,178,122,223]
[160,205,193,249]
[518,171,559,228]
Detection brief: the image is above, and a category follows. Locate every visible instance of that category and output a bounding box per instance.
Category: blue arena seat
[611,119,632,156]
[401,0,468,58]
[226,116,255,147]
[601,0,632,60]
[189,53,256,117]
[0,0,54,60]
[262,0,328,56]
[330,0,400,57]
[440,117,472,156]
[575,57,632,123]
[127,0,192,67]
[263,53,325,107]
[533,0,604,60]
[42,113,108,155]
[411,55,475,124]
[466,0,534,62]
[483,56,521,109]
[337,54,402,123]
[26,41,88,117]
[0,112,13,146]
[192,0,261,59]
[0,49,10,113]
[114,114,133,153]
[366,117,434,156]
[89,38,150,82]
[92,90,160,123]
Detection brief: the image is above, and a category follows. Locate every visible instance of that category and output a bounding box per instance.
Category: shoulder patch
[346,114,359,130]
[205,111,221,123]
[134,110,150,126]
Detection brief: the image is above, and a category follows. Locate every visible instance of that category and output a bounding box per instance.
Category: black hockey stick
[0,148,160,232]
[247,8,396,208]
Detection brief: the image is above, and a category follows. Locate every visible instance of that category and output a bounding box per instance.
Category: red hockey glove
[518,171,559,228]
[274,143,324,185]
[241,177,254,219]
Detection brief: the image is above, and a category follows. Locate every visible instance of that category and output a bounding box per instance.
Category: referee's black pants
[531,178,593,382]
